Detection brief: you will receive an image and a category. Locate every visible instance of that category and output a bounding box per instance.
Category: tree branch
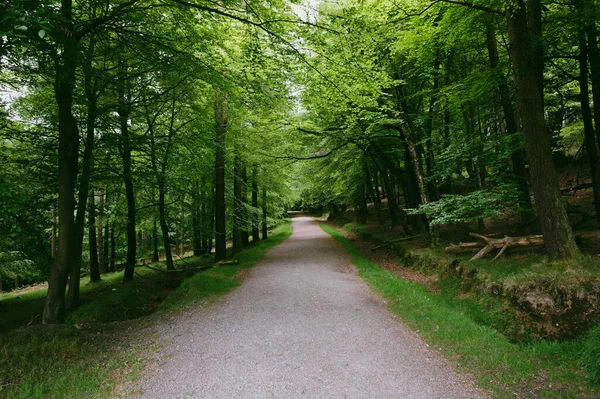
[389,0,502,24]
[259,142,350,161]
[439,0,503,15]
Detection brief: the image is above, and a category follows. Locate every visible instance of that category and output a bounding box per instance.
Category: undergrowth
[321,223,599,399]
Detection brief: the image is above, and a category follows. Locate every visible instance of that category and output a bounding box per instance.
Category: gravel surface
[132,215,485,399]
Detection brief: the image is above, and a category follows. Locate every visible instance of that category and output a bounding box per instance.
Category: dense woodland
[1,0,600,326]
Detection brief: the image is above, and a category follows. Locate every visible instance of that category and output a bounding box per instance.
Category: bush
[407,186,519,226]
[582,323,600,385]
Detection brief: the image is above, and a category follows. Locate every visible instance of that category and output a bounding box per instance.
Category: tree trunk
[152,218,159,262]
[373,168,384,209]
[251,167,260,243]
[200,181,207,253]
[65,110,91,310]
[486,19,532,214]
[581,0,600,151]
[384,170,403,226]
[180,230,184,256]
[262,185,268,240]
[506,2,580,259]
[232,152,243,255]
[370,154,403,228]
[364,157,383,225]
[104,218,109,272]
[119,69,136,282]
[44,0,79,323]
[208,182,215,254]
[356,179,368,225]
[241,166,249,247]
[526,0,544,103]
[110,227,116,272]
[88,190,100,283]
[440,52,454,195]
[425,55,441,201]
[577,21,600,219]
[214,88,227,262]
[192,183,202,256]
[65,21,99,311]
[97,188,106,274]
[158,184,174,270]
[51,206,57,259]
[402,135,428,233]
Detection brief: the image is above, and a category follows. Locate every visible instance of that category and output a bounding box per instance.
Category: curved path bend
[133,215,484,399]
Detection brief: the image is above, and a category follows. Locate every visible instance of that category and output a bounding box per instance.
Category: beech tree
[291,0,587,260]
[3,0,597,324]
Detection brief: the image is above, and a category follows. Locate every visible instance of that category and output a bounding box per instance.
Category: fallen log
[215,260,239,266]
[445,233,544,261]
[561,182,593,194]
[371,233,429,252]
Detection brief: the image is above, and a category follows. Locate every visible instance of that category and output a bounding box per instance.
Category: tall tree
[118,61,137,282]
[88,190,100,283]
[232,151,243,255]
[214,88,228,262]
[251,167,260,242]
[43,0,79,324]
[505,1,579,258]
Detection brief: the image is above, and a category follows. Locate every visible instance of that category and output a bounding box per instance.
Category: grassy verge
[158,221,293,312]
[320,223,599,399]
[0,221,292,399]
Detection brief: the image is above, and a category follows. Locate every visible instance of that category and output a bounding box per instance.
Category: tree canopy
[1,0,599,322]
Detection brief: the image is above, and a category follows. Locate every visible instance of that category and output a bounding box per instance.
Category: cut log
[445,233,544,261]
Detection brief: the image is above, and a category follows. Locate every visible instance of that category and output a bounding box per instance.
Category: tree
[505,0,579,258]
[214,88,228,262]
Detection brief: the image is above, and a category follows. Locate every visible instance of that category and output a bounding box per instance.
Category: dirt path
[132,215,484,398]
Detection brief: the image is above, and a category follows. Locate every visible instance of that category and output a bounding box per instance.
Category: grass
[320,222,600,399]
[158,221,293,312]
[0,221,292,399]
[581,324,600,385]
[0,325,153,399]
[0,256,209,330]
[461,254,600,286]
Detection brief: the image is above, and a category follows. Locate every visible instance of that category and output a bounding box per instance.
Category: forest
[2,0,600,397]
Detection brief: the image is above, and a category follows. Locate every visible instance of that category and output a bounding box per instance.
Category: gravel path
[132,215,485,399]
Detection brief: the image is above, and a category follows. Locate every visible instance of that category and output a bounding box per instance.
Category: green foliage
[0,252,37,280]
[1,0,298,290]
[408,186,519,225]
